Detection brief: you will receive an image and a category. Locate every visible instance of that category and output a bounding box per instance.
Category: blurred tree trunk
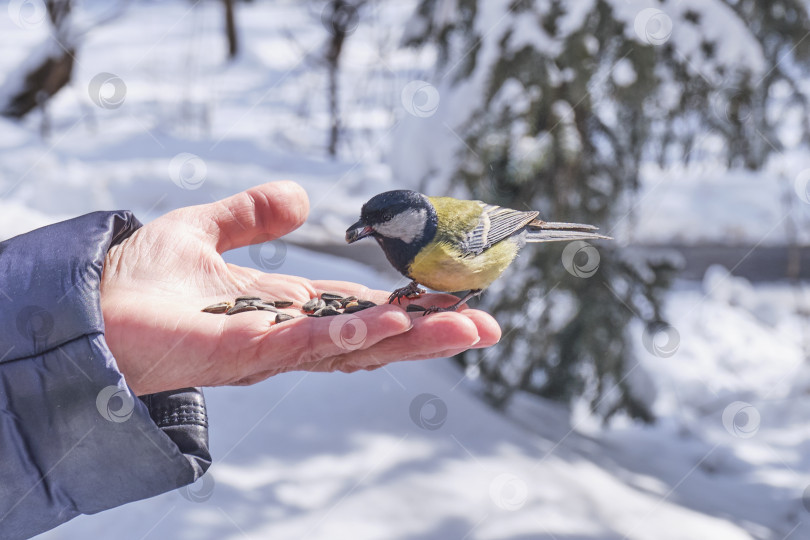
[1,0,76,119]
[223,0,238,59]
[325,34,344,157]
[325,0,348,157]
[321,0,364,157]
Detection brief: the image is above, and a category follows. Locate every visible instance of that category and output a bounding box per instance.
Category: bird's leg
[388,280,426,304]
[423,289,483,315]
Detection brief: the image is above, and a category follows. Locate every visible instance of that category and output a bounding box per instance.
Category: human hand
[100,181,501,395]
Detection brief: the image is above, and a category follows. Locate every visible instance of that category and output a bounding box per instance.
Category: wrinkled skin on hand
[100,181,501,395]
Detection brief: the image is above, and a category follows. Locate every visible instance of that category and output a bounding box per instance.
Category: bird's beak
[346,220,374,244]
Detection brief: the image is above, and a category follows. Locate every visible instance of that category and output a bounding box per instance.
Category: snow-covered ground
[629,158,810,246]
[1,1,809,538]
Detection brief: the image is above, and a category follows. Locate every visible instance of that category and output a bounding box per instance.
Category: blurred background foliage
[400,0,810,421]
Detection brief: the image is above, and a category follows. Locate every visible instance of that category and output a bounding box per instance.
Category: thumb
[189,181,309,253]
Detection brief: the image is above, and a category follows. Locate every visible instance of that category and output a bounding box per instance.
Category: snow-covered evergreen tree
[394,0,810,421]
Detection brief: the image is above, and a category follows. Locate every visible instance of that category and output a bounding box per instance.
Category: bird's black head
[346,190,436,244]
[345,190,438,275]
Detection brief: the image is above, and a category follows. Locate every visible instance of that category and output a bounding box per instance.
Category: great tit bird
[346,190,611,313]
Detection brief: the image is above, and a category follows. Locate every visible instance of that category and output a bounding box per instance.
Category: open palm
[100,182,501,395]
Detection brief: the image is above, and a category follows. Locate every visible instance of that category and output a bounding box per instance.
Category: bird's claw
[421,305,456,316]
[418,289,483,315]
[388,282,425,304]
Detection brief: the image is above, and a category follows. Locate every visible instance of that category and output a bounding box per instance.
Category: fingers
[188,181,310,253]
[250,304,413,373]
[309,279,471,308]
[458,309,501,348]
[224,279,501,381]
[310,279,502,348]
[326,312,482,370]
[292,309,500,374]
[300,346,473,374]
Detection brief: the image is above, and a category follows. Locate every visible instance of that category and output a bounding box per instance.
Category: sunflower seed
[325,300,341,310]
[319,306,341,316]
[273,300,294,308]
[275,313,294,323]
[339,296,358,307]
[406,304,427,312]
[253,302,278,312]
[227,305,258,315]
[302,298,326,313]
[320,292,344,302]
[235,295,262,302]
[358,300,377,308]
[344,303,371,313]
[202,302,231,314]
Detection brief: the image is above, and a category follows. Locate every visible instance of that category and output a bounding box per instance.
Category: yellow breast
[407,238,520,292]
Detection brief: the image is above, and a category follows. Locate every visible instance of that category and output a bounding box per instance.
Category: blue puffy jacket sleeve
[0,211,211,539]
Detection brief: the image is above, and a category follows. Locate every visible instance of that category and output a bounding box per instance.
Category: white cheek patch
[374,209,428,243]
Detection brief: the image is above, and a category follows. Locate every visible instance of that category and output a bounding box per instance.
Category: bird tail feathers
[524,221,612,243]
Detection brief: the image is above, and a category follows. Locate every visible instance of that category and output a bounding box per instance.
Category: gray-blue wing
[459,203,539,256]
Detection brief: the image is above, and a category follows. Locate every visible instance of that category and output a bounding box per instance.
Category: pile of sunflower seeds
[302,292,377,317]
[201,293,379,323]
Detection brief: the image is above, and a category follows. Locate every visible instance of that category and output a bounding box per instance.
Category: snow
[612,0,767,76]
[628,152,810,246]
[0,1,807,539]
[612,58,637,87]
